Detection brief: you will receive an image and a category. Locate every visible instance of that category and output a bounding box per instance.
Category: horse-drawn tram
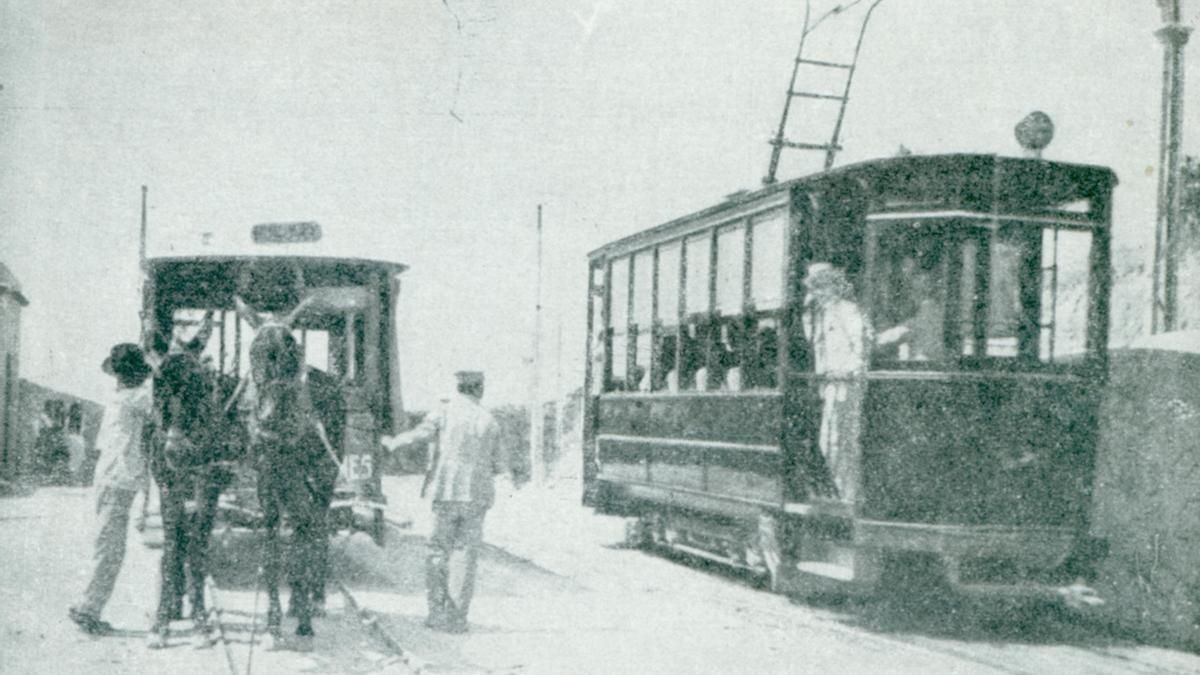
[582,154,1116,600]
[142,222,405,545]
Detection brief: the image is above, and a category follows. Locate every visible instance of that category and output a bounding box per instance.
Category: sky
[0,1,1192,409]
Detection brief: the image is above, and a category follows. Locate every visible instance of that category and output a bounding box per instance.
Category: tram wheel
[756,512,794,594]
[623,515,652,549]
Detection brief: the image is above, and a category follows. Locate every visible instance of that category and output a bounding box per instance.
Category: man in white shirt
[380,371,511,633]
[802,263,871,503]
[68,343,154,635]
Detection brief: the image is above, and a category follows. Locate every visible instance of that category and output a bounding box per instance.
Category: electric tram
[582,153,1115,598]
[142,221,405,545]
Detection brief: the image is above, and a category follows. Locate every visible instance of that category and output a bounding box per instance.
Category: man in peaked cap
[380,370,512,633]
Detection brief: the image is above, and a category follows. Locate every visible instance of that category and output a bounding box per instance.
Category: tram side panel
[854,375,1103,587]
[859,376,1098,528]
[592,394,785,523]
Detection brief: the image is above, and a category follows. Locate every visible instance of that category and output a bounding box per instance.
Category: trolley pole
[1152,0,1191,334]
[530,205,545,486]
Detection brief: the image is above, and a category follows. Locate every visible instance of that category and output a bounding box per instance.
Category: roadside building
[0,263,29,480]
[15,381,103,484]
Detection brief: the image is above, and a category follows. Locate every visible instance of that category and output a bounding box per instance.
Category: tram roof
[146,253,408,274]
[588,153,1117,259]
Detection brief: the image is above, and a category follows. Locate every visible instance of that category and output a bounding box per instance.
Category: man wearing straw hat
[380,370,512,633]
[802,262,871,503]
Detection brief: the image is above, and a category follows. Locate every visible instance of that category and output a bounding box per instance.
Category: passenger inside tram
[874,249,948,363]
[712,323,741,392]
[653,333,679,393]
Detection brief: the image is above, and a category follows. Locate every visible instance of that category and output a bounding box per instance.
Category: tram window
[1039,228,1092,362]
[654,332,679,392]
[609,256,630,390]
[750,213,785,311]
[958,239,980,356]
[709,320,742,391]
[632,250,654,391]
[715,225,745,315]
[657,243,681,324]
[871,227,949,363]
[171,308,220,370]
[589,275,606,396]
[302,329,330,372]
[985,233,1026,357]
[632,250,654,328]
[653,242,682,392]
[685,233,711,314]
[679,320,712,391]
[634,330,652,391]
[744,317,780,389]
[610,332,629,390]
[344,313,366,382]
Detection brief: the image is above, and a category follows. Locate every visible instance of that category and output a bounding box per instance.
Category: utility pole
[138,186,151,348]
[1153,0,1191,333]
[554,316,563,476]
[530,205,545,486]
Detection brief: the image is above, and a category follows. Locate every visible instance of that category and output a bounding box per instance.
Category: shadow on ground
[638,542,1154,651]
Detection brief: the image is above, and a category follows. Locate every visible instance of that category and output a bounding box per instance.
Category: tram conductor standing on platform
[380,370,511,633]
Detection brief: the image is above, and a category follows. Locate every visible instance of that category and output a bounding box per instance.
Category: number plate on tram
[341,454,374,481]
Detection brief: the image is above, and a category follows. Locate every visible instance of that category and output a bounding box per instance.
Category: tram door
[296,285,385,502]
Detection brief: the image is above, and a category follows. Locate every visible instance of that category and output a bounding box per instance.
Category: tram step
[670,542,758,572]
[796,561,853,582]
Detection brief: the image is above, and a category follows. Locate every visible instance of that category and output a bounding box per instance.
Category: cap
[454,370,485,387]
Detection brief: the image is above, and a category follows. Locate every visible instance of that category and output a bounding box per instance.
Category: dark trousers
[427,501,487,627]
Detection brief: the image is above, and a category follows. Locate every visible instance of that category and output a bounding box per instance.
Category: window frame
[866,216,1101,372]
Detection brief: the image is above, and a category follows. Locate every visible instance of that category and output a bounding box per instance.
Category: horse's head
[152,346,216,476]
[234,295,315,449]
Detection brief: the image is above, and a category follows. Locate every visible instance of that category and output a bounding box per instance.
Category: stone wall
[1091,334,1200,647]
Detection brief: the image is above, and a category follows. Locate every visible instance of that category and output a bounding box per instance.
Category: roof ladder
[764,0,887,184]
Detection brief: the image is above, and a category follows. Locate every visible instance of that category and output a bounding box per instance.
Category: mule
[147,342,238,649]
[234,295,344,647]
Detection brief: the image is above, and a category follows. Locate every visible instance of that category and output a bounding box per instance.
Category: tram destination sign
[252,221,323,244]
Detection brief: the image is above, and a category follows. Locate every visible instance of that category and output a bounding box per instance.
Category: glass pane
[653,329,679,392]
[715,226,745,315]
[679,322,706,390]
[635,330,652,391]
[751,213,786,310]
[744,317,780,389]
[632,250,654,327]
[590,285,605,395]
[303,330,329,371]
[959,239,979,356]
[610,257,630,333]
[1040,229,1092,361]
[685,233,711,314]
[986,234,1025,357]
[611,331,628,383]
[870,224,949,362]
[657,242,681,326]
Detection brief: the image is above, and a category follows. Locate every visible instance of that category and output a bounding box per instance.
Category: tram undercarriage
[607,484,1105,606]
